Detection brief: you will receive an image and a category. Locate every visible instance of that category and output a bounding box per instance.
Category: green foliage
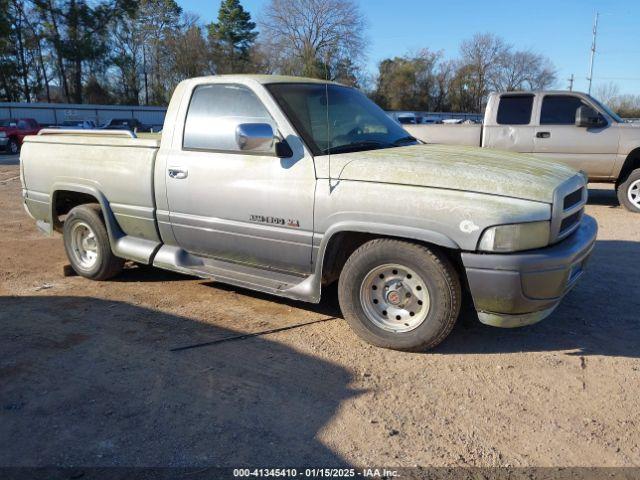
[0,0,21,101]
[373,51,439,111]
[208,0,257,53]
[207,0,257,74]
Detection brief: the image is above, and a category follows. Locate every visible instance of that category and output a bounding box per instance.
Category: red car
[0,118,42,155]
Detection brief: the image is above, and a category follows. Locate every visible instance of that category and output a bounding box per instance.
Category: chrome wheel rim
[359,263,431,333]
[9,141,18,154]
[69,221,98,270]
[628,180,640,208]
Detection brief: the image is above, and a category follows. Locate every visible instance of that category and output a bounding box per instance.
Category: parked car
[405,90,640,212]
[102,118,151,132]
[0,118,41,154]
[396,114,418,125]
[57,120,97,130]
[20,75,596,351]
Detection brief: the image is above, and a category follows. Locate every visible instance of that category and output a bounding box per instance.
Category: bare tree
[492,50,556,91]
[459,32,509,111]
[165,13,208,86]
[433,59,456,111]
[594,82,620,105]
[259,0,366,79]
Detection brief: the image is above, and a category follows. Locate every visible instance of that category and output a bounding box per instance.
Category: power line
[595,77,640,81]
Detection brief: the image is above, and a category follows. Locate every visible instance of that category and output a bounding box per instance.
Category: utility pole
[587,12,599,94]
[568,74,574,91]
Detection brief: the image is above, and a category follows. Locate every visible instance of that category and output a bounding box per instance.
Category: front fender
[315,220,459,268]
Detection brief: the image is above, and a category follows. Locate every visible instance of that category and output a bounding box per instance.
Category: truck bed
[21,131,161,243]
[404,124,482,147]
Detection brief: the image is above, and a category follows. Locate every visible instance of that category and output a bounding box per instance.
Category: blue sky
[180,0,640,95]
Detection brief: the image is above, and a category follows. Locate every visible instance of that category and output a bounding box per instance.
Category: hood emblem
[459,220,480,234]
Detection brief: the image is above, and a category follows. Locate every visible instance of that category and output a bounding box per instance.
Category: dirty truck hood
[330,144,577,203]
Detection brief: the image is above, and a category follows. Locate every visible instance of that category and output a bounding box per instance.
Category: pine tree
[207,0,258,73]
[208,0,257,52]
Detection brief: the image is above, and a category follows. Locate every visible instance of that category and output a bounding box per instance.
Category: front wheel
[617,169,640,213]
[63,204,124,280]
[338,239,461,351]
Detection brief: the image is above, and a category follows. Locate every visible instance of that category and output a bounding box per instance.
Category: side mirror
[576,106,605,128]
[275,140,293,158]
[235,123,275,152]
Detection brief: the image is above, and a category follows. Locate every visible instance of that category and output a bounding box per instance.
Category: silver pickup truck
[405,91,640,212]
[20,75,597,351]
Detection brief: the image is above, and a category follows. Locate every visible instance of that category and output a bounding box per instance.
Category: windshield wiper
[392,135,417,146]
[323,141,393,155]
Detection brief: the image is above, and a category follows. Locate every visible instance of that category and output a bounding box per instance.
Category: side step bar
[152,245,321,303]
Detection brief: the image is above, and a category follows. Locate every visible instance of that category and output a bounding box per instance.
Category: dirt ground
[1,155,639,468]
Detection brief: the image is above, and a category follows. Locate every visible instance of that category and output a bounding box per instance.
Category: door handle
[168,167,188,179]
[536,131,551,138]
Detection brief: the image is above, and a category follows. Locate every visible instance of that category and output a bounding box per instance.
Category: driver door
[163,83,316,275]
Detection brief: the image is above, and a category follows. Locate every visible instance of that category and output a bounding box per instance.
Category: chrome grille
[560,210,582,233]
[550,176,587,244]
[563,188,584,210]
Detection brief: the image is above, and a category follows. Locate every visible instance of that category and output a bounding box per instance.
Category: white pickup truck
[20,76,596,351]
[405,91,640,212]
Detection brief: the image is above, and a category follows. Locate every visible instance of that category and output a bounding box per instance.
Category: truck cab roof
[180,74,342,86]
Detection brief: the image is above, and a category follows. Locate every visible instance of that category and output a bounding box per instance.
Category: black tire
[617,169,640,213]
[8,138,19,155]
[63,204,124,280]
[338,239,461,351]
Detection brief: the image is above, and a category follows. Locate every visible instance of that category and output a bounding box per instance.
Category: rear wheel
[617,169,640,213]
[63,204,124,280]
[338,239,461,351]
[8,138,19,155]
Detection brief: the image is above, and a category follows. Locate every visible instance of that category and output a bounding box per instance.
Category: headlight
[478,221,550,252]
[0,132,6,138]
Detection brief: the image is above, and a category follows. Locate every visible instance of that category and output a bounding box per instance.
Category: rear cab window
[497,95,534,125]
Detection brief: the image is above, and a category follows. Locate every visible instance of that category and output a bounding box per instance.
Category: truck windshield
[266,83,416,156]
[588,95,624,123]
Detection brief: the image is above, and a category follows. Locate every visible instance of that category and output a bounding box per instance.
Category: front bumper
[0,137,9,150]
[461,215,598,328]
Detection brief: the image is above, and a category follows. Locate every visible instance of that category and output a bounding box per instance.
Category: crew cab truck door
[533,94,619,179]
[163,82,316,275]
[482,94,536,152]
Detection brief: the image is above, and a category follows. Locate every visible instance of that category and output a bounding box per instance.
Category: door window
[496,95,534,125]
[540,95,588,125]
[183,84,275,152]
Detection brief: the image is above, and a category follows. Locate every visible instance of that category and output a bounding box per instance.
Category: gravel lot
[1,157,639,468]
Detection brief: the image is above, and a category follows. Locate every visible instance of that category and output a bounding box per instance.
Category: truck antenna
[587,12,599,94]
[324,52,334,191]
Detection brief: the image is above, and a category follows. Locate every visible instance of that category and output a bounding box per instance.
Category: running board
[152,245,321,303]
